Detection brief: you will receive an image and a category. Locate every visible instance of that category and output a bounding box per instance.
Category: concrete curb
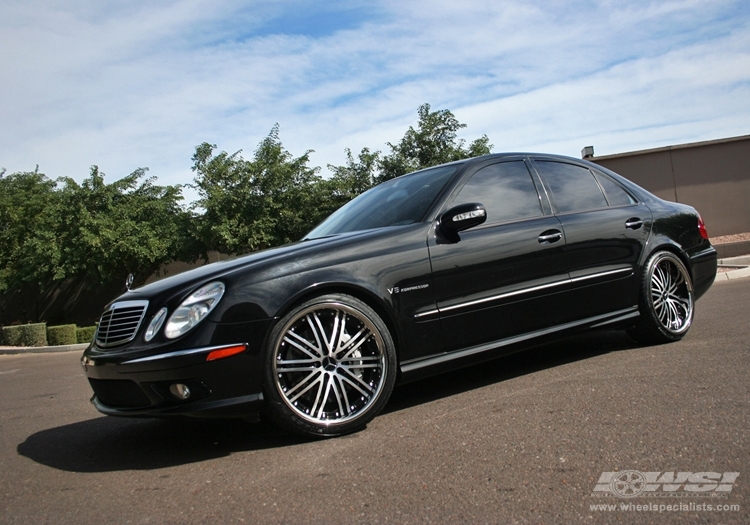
[0,343,89,355]
[716,255,750,282]
[715,241,750,259]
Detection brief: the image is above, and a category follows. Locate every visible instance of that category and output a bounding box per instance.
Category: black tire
[628,251,695,345]
[263,294,397,438]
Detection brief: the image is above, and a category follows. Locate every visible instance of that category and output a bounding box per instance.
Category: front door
[428,159,570,353]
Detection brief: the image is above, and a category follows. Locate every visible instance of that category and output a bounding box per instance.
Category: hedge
[47,324,78,346]
[76,326,97,344]
[1,323,48,347]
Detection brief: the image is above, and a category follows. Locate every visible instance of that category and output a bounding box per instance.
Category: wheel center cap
[322,357,337,371]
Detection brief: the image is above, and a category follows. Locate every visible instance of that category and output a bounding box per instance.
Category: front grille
[89,378,152,408]
[95,300,149,347]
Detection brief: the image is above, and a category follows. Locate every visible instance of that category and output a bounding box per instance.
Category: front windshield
[306,165,458,239]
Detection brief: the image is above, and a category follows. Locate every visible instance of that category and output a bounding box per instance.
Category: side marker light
[206,344,247,362]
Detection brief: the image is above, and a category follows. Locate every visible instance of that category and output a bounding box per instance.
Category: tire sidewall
[262,293,397,437]
[639,251,695,342]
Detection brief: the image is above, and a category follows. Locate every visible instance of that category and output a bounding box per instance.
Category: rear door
[531,158,651,318]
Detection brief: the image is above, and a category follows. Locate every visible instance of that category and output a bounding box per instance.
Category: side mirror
[438,203,487,242]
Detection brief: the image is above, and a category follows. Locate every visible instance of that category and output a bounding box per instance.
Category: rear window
[534,161,608,213]
[593,171,637,206]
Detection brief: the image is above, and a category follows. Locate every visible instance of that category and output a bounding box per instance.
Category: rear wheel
[629,251,694,344]
[263,294,397,437]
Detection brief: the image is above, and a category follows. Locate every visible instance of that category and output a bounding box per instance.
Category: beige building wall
[590,135,750,237]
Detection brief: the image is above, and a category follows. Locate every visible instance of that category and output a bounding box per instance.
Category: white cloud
[1,0,748,201]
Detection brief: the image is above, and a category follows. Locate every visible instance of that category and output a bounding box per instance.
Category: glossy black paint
[81,153,717,421]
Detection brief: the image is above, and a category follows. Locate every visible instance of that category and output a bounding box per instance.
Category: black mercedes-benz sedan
[81,153,717,437]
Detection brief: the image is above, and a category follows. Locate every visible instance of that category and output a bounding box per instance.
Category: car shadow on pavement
[17,330,637,473]
[17,415,310,473]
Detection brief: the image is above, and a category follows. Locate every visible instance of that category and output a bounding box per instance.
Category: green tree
[0,166,192,292]
[321,147,381,216]
[192,125,323,254]
[378,103,492,182]
[53,166,193,285]
[0,168,59,292]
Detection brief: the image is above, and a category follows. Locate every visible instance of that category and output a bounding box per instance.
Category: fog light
[169,383,191,400]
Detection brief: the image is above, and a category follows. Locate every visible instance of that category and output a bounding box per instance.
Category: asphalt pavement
[1,277,748,524]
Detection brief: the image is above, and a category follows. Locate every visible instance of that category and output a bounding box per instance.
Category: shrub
[47,324,78,346]
[1,323,48,347]
[76,326,97,344]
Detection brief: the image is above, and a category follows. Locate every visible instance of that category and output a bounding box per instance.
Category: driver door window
[454,161,543,225]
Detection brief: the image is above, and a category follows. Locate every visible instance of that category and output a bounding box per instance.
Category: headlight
[164,282,226,339]
[144,307,168,342]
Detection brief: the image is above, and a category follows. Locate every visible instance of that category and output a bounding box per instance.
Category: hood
[118,224,426,302]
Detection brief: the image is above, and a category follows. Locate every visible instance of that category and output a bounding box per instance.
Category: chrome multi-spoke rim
[649,255,693,335]
[273,303,387,425]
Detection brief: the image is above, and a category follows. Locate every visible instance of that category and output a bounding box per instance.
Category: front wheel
[263,294,397,437]
[628,251,695,344]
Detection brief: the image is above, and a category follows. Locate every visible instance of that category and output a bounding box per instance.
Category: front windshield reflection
[306,165,457,239]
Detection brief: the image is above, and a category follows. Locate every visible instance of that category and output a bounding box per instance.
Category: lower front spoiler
[83,341,266,420]
[92,392,265,420]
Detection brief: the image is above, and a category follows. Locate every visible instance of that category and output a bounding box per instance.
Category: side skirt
[400,306,639,374]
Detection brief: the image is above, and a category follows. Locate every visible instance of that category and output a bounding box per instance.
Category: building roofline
[591,133,750,160]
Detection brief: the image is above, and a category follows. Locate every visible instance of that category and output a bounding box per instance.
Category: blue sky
[2,0,749,202]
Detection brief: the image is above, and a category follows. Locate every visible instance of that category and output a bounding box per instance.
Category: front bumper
[82,339,267,419]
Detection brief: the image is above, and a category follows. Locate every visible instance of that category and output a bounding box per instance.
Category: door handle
[538,230,563,244]
[625,218,643,230]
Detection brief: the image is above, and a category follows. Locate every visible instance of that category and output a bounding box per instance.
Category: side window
[534,161,607,213]
[454,161,542,224]
[593,171,637,206]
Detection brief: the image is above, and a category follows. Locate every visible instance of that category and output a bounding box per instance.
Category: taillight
[698,214,709,240]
